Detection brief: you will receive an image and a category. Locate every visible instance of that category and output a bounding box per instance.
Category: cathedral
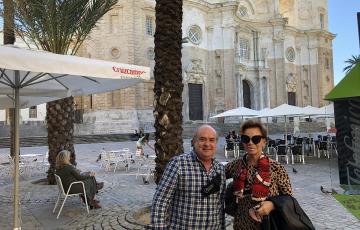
[72,0,334,133]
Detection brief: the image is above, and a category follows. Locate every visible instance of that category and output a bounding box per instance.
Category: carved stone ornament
[110,47,120,58]
[185,59,205,84]
[285,47,296,62]
[298,0,312,20]
[286,73,297,92]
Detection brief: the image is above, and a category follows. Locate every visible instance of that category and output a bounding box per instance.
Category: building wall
[26,0,333,134]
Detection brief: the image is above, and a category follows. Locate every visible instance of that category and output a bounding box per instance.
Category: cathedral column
[239,74,244,107]
[258,75,263,109]
[273,0,281,17]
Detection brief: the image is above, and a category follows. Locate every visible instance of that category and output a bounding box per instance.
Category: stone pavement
[0,139,359,230]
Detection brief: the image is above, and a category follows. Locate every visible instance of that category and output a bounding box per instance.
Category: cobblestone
[0,139,359,229]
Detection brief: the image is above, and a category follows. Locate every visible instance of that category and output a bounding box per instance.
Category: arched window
[243,80,252,108]
[188,25,202,45]
[239,39,249,61]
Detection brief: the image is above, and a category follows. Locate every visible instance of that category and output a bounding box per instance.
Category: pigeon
[143,177,149,185]
[292,167,298,174]
[320,185,332,194]
[96,154,101,162]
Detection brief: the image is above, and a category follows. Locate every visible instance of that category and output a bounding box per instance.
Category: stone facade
[76,0,334,133]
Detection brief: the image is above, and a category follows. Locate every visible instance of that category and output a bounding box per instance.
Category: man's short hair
[192,125,218,141]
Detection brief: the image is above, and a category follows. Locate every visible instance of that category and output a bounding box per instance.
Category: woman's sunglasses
[241,135,264,144]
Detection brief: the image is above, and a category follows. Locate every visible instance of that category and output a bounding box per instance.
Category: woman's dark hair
[240,119,267,137]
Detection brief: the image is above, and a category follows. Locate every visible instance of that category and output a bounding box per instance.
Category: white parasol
[0,45,150,229]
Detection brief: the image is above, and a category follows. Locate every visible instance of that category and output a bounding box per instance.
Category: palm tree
[13,0,117,184]
[2,0,15,158]
[343,54,360,73]
[153,0,184,183]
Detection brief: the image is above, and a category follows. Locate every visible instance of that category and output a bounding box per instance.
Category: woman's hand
[249,201,275,222]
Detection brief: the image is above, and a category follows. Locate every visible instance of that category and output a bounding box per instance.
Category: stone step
[0,134,140,149]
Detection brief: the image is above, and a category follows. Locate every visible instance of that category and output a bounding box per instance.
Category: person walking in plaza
[226,120,293,230]
[149,125,226,229]
[136,133,154,156]
[55,150,103,209]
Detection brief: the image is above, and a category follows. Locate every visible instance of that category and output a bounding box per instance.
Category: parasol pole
[13,70,21,229]
[284,115,287,145]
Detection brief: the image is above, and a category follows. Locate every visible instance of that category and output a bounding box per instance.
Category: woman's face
[242,127,266,157]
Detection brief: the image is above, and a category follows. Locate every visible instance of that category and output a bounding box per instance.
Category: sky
[328,0,360,84]
[0,1,359,85]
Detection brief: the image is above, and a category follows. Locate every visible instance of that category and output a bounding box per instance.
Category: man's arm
[150,158,179,229]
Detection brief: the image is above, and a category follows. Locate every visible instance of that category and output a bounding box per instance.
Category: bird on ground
[320,185,332,194]
[292,167,298,174]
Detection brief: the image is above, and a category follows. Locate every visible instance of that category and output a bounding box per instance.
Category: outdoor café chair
[317,141,330,159]
[8,155,26,177]
[276,145,289,164]
[53,174,89,219]
[99,149,108,169]
[290,145,305,164]
[267,146,277,160]
[224,141,235,158]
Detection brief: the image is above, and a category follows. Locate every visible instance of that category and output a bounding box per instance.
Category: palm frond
[13,0,117,54]
[343,54,360,73]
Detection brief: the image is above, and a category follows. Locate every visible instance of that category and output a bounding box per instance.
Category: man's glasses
[241,135,264,145]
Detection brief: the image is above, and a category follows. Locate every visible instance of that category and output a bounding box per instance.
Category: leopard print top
[225,158,293,230]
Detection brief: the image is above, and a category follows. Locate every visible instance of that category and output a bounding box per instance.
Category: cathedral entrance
[288,92,296,105]
[243,80,252,108]
[188,83,203,120]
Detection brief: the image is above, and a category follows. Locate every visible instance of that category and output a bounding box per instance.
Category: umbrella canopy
[257,107,271,117]
[256,104,304,143]
[325,63,360,101]
[210,106,259,118]
[0,45,150,101]
[257,104,304,118]
[320,103,334,116]
[301,105,323,116]
[0,45,150,229]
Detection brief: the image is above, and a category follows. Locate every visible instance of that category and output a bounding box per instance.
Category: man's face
[193,126,217,162]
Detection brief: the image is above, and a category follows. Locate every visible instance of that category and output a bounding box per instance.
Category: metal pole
[357,12,360,50]
[13,70,21,230]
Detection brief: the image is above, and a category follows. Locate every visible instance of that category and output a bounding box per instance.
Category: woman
[55,150,102,209]
[136,133,154,156]
[225,120,293,230]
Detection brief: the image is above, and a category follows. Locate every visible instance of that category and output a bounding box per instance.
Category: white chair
[99,150,108,169]
[53,174,89,219]
[40,151,50,172]
[8,155,26,177]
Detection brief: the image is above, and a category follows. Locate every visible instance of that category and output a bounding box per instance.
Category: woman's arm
[249,162,293,222]
[68,165,92,180]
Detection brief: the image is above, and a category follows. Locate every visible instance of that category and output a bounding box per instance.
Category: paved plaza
[0,139,359,230]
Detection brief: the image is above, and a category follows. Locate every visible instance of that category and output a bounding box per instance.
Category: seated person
[226,131,232,140]
[55,150,103,209]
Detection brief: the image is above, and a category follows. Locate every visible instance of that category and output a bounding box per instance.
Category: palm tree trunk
[46,97,76,184]
[3,0,16,158]
[153,0,184,184]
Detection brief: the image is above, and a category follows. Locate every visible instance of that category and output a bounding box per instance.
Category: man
[150,125,226,229]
